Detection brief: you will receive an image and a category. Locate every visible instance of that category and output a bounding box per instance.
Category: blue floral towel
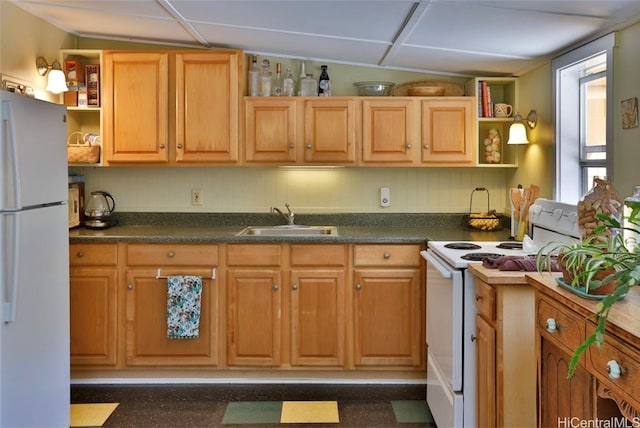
[167,275,202,339]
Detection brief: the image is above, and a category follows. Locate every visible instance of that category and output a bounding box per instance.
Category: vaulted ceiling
[12,0,640,76]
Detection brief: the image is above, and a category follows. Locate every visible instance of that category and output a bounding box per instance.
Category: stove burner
[461,252,504,261]
[444,242,482,250]
[496,242,523,250]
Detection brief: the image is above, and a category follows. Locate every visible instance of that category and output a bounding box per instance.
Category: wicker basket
[464,187,502,231]
[67,132,100,164]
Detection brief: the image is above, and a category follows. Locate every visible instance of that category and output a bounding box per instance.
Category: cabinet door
[244,98,297,163]
[290,269,345,367]
[353,269,422,366]
[303,98,356,163]
[125,269,218,366]
[227,269,282,366]
[476,315,496,427]
[361,99,418,164]
[175,51,240,163]
[421,97,475,164]
[104,52,169,163]
[70,267,118,366]
[539,338,593,425]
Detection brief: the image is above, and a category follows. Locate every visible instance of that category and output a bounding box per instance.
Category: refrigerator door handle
[3,212,20,323]
[1,99,22,211]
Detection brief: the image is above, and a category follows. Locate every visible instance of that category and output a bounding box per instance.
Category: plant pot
[587,269,617,295]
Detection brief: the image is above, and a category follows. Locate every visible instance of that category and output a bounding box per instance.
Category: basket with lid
[464,187,501,231]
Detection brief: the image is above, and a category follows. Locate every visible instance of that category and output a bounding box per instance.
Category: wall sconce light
[507,110,537,145]
[35,56,68,94]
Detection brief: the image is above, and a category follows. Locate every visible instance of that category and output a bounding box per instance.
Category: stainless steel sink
[236,225,338,236]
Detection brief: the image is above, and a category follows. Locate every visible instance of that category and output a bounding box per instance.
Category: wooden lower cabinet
[470,270,536,428]
[124,244,219,366]
[539,337,593,425]
[226,268,282,366]
[69,244,118,367]
[352,244,424,367]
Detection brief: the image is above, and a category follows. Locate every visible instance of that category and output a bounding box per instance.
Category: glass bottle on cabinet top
[301,74,317,96]
[272,63,284,96]
[318,65,331,96]
[260,59,272,97]
[248,55,260,96]
[283,68,295,96]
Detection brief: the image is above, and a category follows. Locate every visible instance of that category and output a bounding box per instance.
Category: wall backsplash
[71,166,512,214]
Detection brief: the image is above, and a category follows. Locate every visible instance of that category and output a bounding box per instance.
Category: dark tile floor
[71,383,435,428]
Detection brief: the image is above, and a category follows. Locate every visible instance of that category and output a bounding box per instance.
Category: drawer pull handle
[607,360,622,379]
[177,144,183,149]
[167,251,175,258]
[273,284,280,291]
[406,143,412,149]
[127,284,133,290]
[383,253,391,259]
[355,283,362,290]
[546,318,557,332]
[306,144,312,149]
[471,335,477,342]
[289,144,295,149]
[292,284,298,290]
[475,295,482,301]
[76,251,84,258]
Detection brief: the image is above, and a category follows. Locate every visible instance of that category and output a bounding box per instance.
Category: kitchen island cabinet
[69,243,118,367]
[467,264,536,427]
[527,273,640,424]
[124,244,220,366]
[352,244,424,367]
[103,50,241,165]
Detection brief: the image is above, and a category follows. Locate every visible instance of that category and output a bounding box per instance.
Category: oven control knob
[546,318,557,332]
[607,360,622,379]
[530,205,542,216]
[552,208,563,221]
[567,212,578,224]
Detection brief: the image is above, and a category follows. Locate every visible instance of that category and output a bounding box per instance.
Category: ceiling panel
[9,0,640,76]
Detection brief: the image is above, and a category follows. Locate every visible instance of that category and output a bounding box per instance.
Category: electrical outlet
[380,187,391,207]
[191,189,202,206]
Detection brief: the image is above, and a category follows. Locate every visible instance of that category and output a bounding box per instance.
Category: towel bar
[155,268,216,280]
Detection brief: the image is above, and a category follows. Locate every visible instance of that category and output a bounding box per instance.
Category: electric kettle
[84,191,116,229]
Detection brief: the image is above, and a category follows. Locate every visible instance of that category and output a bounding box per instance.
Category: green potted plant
[536,209,640,377]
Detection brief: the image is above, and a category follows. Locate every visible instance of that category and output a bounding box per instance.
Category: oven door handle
[423,251,452,278]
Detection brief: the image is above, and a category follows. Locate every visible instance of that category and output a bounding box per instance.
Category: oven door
[423,250,463,392]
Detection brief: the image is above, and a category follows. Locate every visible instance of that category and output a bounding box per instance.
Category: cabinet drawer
[354,244,422,267]
[127,244,218,266]
[69,243,118,266]
[536,297,584,353]
[290,244,346,267]
[226,244,282,266]
[475,280,495,321]
[586,325,640,407]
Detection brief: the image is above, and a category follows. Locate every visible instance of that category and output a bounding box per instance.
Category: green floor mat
[222,401,282,424]
[391,400,434,423]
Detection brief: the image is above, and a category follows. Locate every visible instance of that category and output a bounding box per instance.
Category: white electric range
[420,198,580,428]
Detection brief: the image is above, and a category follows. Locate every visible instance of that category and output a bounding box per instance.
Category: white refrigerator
[1,90,69,427]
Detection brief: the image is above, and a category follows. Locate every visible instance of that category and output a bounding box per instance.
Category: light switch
[380,187,391,207]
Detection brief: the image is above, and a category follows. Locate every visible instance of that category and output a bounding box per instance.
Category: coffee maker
[84,191,115,229]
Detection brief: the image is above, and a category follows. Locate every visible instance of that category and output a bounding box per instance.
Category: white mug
[494,103,513,118]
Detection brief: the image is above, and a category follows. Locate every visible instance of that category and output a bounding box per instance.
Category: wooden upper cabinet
[104,51,169,163]
[361,98,418,164]
[244,98,297,163]
[303,98,356,164]
[175,51,240,163]
[420,97,476,165]
[103,50,241,165]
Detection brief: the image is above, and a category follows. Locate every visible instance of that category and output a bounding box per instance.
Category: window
[552,33,614,204]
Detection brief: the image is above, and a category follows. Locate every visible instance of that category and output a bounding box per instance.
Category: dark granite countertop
[69,212,513,244]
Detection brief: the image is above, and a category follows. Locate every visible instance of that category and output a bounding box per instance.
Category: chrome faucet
[271,203,295,225]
